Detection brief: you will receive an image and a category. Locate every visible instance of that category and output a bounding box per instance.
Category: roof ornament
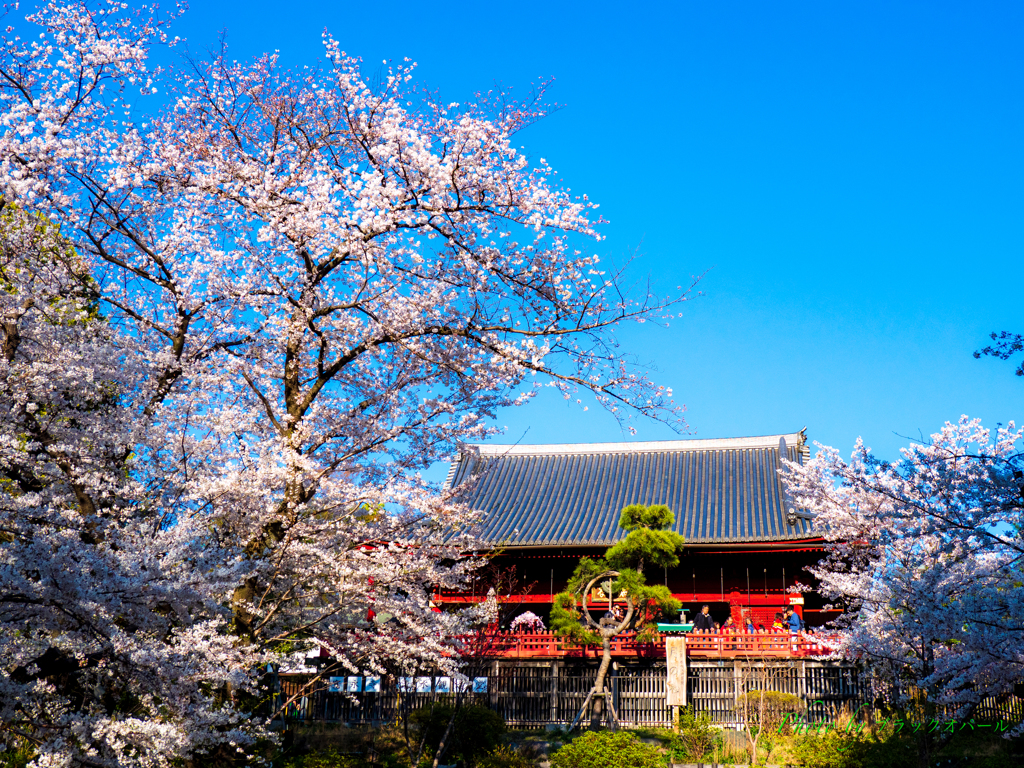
[797,427,810,461]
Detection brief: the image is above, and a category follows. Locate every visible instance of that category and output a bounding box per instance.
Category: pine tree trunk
[590,636,613,728]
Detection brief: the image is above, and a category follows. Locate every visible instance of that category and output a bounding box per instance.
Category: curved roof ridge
[463,431,804,457]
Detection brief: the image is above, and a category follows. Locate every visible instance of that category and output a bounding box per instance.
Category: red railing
[461,629,658,658]
[682,630,839,658]
[462,630,839,659]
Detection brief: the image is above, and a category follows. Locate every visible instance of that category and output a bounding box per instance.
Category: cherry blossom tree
[975,331,1024,378]
[0,203,267,767]
[0,2,693,765]
[781,417,1024,766]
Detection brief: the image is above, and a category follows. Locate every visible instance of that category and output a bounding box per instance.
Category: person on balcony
[755,624,768,653]
[721,615,736,651]
[693,604,714,633]
[600,604,625,629]
[785,607,804,633]
[785,608,805,656]
[741,614,755,651]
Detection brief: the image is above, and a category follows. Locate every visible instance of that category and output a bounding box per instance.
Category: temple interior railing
[459,629,839,659]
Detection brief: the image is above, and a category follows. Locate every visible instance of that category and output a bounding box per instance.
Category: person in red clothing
[721,615,736,650]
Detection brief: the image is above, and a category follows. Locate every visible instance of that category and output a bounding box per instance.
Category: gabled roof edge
[461,431,806,457]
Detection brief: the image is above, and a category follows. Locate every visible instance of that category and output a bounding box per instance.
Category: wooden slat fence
[277,662,1023,730]
[688,664,737,725]
[614,667,669,726]
[277,679,481,724]
[805,663,867,722]
[556,669,597,724]
[492,665,552,726]
[976,694,1024,723]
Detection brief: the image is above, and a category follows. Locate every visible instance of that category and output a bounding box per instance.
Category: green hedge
[549,730,662,768]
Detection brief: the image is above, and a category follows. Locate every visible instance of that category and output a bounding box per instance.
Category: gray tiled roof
[446,432,815,546]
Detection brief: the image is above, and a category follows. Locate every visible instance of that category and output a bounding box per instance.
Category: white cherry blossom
[782,417,1024,750]
[0,3,693,765]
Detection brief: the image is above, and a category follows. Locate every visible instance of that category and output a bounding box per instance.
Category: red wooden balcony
[681,630,839,658]
[461,629,839,660]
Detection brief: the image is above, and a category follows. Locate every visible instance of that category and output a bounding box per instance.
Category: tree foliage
[974,331,1024,377]
[607,503,683,572]
[781,417,1024,756]
[0,200,265,767]
[673,706,719,762]
[551,503,684,645]
[549,504,684,727]
[0,3,692,765]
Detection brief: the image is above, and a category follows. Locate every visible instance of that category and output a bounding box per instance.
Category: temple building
[440,430,835,630]
[275,431,870,729]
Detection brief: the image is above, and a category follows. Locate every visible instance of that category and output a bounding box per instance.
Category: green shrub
[788,729,871,768]
[475,745,534,768]
[735,690,804,734]
[0,742,33,768]
[788,722,917,768]
[277,745,364,768]
[673,706,719,761]
[409,702,506,767]
[549,730,662,768]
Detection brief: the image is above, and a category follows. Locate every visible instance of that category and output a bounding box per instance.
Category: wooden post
[268,663,280,725]
[491,660,499,711]
[665,635,687,727]
[799,660,807,709]
[551,661,560,725]
[606,687,621,730]
[568,689,595,731]
[733,658,743,722]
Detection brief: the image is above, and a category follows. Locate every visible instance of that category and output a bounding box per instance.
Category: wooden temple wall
[276,659,875,728]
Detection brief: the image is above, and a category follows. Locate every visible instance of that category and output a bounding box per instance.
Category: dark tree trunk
[590,636,613,728]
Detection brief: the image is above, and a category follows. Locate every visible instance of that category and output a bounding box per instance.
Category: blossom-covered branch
[781,417,1024,756]
[0,2,694,765]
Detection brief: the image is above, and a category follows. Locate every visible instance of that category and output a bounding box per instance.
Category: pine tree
[550,503,685,728]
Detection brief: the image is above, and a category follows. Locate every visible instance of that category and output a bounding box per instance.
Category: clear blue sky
[164,1,1022,465]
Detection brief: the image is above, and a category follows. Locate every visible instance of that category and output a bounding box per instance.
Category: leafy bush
[549,730,662,768]
[788,729,871,768]
[276,745,364,768]
[0,742,33,768]
[735,690,804,734]
[788,722,918,768]
[475,745,534,768]
[673,706,719,761]
[409,703,506,767]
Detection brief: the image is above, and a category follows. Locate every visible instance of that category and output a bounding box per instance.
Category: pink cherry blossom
[0,3,693,764]
[782,416,1024,744]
